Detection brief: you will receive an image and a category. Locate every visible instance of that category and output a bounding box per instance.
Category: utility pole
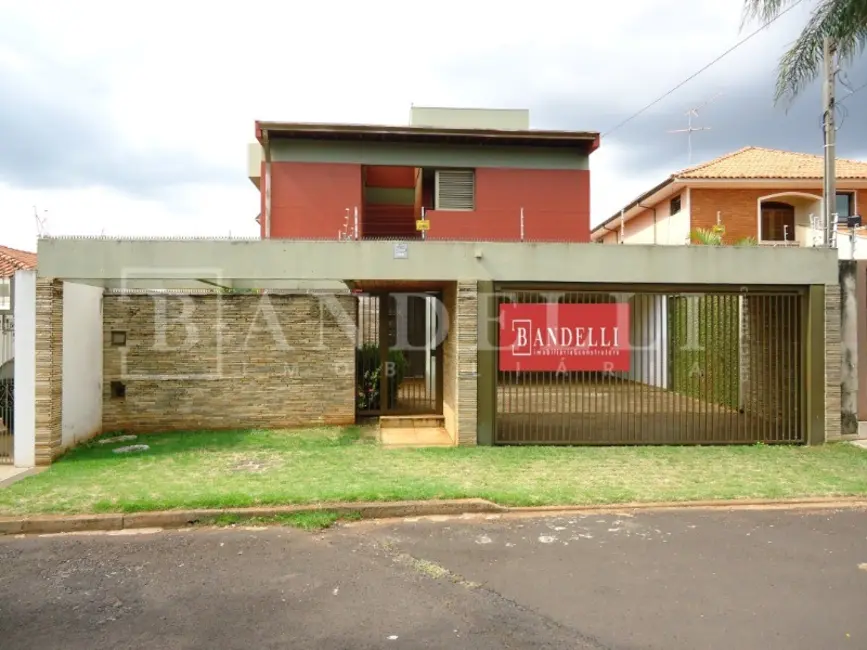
[829,35,857,436]
[822,36,837,246]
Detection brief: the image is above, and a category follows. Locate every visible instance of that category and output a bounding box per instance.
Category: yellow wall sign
[416,219,430,231]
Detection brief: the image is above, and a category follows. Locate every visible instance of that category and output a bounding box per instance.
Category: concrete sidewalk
[3,497,867,536]
[0,466,42,489]
[3,496,867,536]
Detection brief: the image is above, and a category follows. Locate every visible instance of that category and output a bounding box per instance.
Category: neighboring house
[0,245,37,310]
[1,245,37,460]
[247,106,599,242]
[591,147,867,248]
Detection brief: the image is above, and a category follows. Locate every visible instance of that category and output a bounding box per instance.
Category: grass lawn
[1,427,866,516]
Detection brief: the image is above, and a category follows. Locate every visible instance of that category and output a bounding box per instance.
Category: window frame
[434,169,476,212]
[836,191,855,219]
[759,201,796,242]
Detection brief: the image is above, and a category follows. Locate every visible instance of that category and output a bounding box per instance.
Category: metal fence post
[476,281,496,446]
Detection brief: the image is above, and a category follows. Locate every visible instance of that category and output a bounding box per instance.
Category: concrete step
[380,415,445,429]
[379,427,454,448]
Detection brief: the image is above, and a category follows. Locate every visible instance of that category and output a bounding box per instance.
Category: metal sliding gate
[494,286,806,445]
[356,291,443,417]
[0,277,14,463]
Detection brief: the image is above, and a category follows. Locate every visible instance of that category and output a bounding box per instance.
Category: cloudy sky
[2,0,866,252]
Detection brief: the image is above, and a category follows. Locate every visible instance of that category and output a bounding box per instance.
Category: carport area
[488,286,809,444]
[11,237,840,466]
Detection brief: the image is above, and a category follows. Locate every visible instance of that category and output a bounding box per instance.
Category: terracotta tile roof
[0,245,37,278]
[677,146,867,180]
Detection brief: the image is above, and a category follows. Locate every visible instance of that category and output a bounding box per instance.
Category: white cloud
[0,0,850,252]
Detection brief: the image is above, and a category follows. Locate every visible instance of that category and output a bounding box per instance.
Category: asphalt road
[1,507,865,649]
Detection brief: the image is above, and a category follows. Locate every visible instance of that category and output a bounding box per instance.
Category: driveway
[1,507,865,649]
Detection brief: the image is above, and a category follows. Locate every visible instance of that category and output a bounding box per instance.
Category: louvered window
[435,169,475,211]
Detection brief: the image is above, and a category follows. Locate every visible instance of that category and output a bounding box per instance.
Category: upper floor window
[435,169,475,211]
[669,195,682,215]
[837,192,855,219]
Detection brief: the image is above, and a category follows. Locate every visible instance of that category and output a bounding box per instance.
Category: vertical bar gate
[0,276,14,463]
[494,286,806,445]
[356,291,443,417]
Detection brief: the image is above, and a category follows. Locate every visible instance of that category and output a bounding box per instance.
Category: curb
[504,496,867,515]
[0,499,507,536]
[1,497,865,536]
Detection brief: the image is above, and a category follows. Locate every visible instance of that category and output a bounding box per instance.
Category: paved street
[1,507,865,649]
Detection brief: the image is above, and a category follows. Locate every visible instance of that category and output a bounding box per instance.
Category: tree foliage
[742,0,867,103]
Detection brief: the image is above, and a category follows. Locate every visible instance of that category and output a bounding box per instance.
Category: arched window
[760,201,795,241]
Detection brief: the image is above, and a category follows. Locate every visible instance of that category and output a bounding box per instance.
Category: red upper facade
[251,112,599,243]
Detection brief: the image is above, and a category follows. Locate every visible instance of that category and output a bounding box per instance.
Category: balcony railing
[337,206,592,244]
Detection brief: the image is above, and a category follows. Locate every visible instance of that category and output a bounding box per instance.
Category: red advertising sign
[499,303,630,372]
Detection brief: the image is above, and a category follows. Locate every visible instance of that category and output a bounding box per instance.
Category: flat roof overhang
[37,238,839,290]
[255,121,601,155]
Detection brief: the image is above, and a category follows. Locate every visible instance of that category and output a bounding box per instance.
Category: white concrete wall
[666,203,691,246]
[627,295,669,389]
[836,233,867,260]
[793,202,819,245]
[13,270,35,468]
[410,106,530,130]
[595,196,690,246]
[61,282,103,449]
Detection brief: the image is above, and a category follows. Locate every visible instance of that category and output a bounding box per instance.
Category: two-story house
[592,146,867,247]
[244,107,601,439]
[248,106,599,243]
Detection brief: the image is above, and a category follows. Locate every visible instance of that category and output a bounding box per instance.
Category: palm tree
[691,227,725,245]
[742,0,867,103]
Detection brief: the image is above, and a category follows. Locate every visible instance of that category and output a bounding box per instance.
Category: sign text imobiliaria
[499,303,631,372]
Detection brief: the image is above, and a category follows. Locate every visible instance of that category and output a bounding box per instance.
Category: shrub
[355,344,409,410]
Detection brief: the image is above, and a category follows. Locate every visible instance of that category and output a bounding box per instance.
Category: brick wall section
[441,283,457,442]
[456,281,479,445]
[35,279,63,465]
[691,187,867,243]
[825,283,842,441]
[103,293,357,433]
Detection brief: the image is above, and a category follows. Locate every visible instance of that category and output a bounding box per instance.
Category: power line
[601,0,807,139]
[840,79,867,103]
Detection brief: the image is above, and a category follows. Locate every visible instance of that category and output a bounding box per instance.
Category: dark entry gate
[356,291,443,416]
[0,280,13,464]
[493,286,806,445]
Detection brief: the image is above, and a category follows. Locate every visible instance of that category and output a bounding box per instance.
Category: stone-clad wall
[102,293,357,433]
[34,279,63,464]
[455,281,478,445]
[441,281,477,445]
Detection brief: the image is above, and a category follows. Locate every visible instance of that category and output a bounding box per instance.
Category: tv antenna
[668,92,721,164]
[33,206,49,237]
